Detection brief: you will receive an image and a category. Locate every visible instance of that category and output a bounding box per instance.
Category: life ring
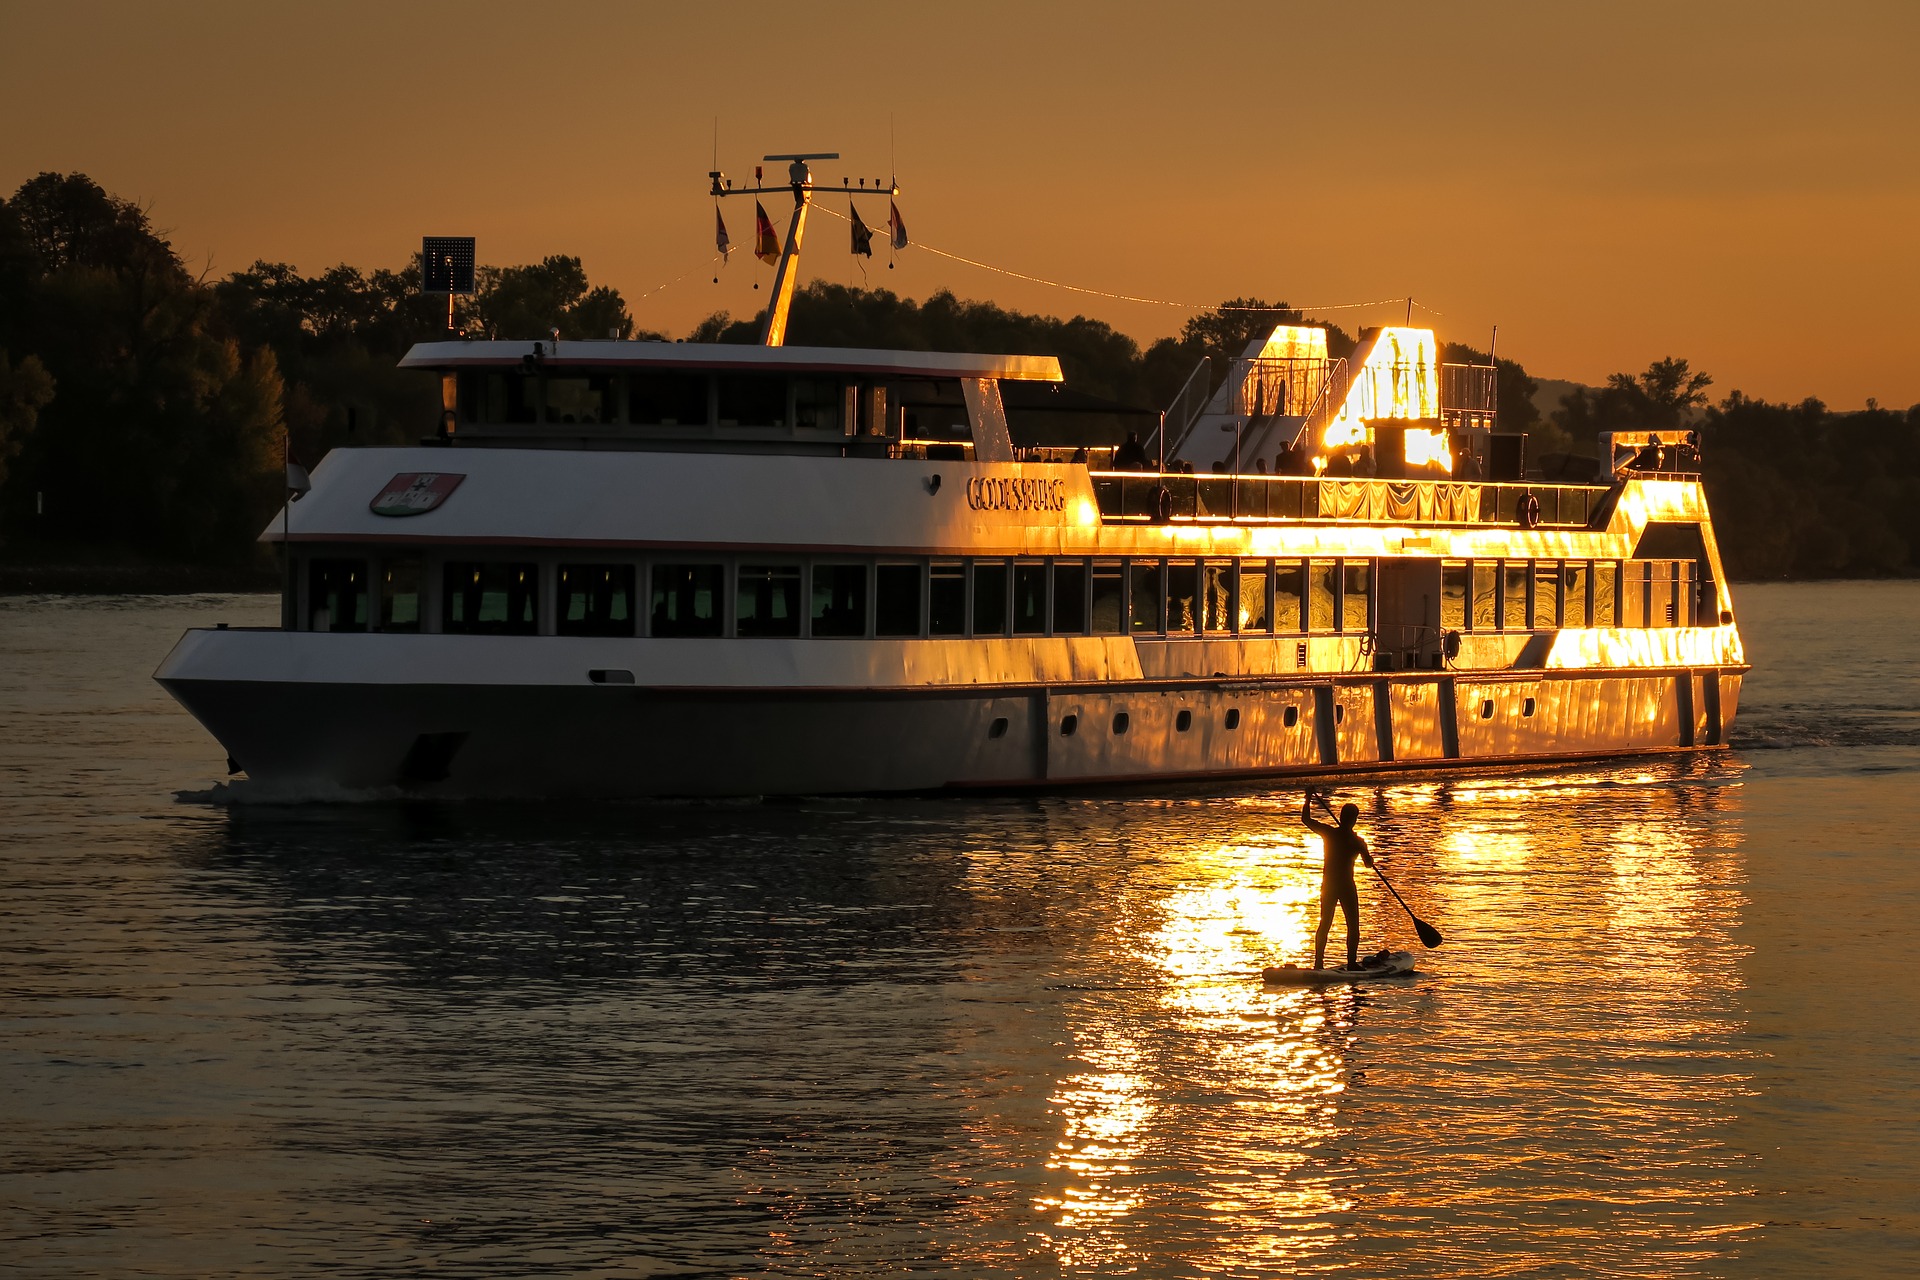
[1517,491,1541,529]
[1152,485,1173,524]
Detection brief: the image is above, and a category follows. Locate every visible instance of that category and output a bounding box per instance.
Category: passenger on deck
[1070,445,1089,464]
[1632,434,1665,471]
[1112,431,1150,471]
[1254,457,1269,474]
[1355,444,1377,478]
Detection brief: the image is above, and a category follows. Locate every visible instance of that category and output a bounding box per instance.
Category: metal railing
[1150,356,1212,462]
[1089,471,1615,528]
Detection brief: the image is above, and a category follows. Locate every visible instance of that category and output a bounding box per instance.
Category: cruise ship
[155,163,1744,797]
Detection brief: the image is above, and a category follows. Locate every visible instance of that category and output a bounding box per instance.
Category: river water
[1,583,1915,1278]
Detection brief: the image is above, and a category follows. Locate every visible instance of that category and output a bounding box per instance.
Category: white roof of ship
[399,340,1063,381]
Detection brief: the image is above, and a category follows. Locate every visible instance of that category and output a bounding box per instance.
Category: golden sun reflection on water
[1012,763,1757,1275]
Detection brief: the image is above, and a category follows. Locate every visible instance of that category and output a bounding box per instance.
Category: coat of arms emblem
[370,472,465,517]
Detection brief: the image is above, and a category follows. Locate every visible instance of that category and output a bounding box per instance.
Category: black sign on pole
[423,237,476,294]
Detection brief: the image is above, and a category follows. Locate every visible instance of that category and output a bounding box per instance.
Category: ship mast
[708,151,898,347]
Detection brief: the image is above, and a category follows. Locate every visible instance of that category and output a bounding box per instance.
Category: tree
[473,256,633,341]
[0,350,54,492]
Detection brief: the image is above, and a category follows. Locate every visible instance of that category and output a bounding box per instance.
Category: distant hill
[1531,376,1593,421]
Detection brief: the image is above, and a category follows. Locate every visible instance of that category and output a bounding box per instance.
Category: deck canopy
[400,340,1063,382]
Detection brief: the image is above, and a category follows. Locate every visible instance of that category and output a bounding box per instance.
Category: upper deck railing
[1089,471,1616,528]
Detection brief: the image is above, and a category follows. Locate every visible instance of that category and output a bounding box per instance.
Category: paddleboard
[1262,949,1417,985]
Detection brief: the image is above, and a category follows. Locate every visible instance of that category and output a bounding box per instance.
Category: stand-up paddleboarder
[1302,787,1373,970]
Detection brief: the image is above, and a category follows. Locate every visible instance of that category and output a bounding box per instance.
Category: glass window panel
[735,564,802,638]
[929,562,967,636]
[1562,562,1589,628]
[875,563,921,637]
[1680,560,1699,627]
[972,561,1008,636]
[1012,562,1048,635]
[1592,562,1617,627]
[543,373,617,424]
[1341,559,1372,634]
[1129,560,1164,634]
[792,378,844,432]
[1622,561,1646,627]
[811,563,868,637]
[1167,560,1199,634]
[1203,562,1235,633]
[558,563,636,637]
[1090,561,1125,635]
[1532,560,1559,629]
[444,561,538,635]
[628,373,708,426]
[380,559,422,633]
[1308,559,1338,633]
[1237,561,1271,633]
[1652,561,1677,627]
[1503,560,1529,631]
[649,563,723,637]
[1273,560,1304,633]
[1052,560,1088,635]
[308,558,368,632]
[488,372,537,424]
[1472,561,1498,631]
[1441,560,1468,631]
[716,375,786,427]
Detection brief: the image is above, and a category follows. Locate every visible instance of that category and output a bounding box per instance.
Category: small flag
[754,201,780,265]
[888,200,908,251]
[715,206,731,260]
[850,202,873,257]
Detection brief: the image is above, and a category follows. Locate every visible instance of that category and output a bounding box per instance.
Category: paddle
[1314,793,1445,949]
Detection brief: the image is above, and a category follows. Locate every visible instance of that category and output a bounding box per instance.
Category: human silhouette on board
[1302,787,1374,969]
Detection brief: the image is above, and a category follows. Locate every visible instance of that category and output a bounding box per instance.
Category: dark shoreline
[0,564,279,595]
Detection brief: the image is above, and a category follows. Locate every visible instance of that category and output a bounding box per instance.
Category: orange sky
[4,1,1917,407]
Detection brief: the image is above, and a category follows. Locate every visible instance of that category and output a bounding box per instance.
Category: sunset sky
[5,1,1917,407]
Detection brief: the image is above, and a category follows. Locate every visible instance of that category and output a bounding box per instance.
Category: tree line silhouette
[0,171,1914,581]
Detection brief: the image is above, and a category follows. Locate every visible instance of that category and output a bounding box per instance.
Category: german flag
[754,202,781,265]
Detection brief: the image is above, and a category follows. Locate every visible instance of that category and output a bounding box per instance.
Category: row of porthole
[993,696,1539,740]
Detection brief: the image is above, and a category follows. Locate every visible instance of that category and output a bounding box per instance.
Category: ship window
[487,372,538,424]
[1167,560,1199,634]
[1334,703,1345,724]
[1237,561,1271,633]
[1523,696,1537,717]
[929,561,967,635]
[1060,713,1079,737]
[1441,561,1469,631]
[1202,562,1234,633]
[1112,711,1130,735]
[1340,559,1372,634]
[628,372,708,426]
[1090,560,1125,634]
[1502,560,1529,631]
[543,373,617,425]
[1471,561,1498,631]
[1273,560,1305,634]
[1532,560,1559,630]
[559,563,637,637]
[988,717,1009,739]
[1176,709,1193,732]
[1307,559,1337,633]
[1129,560,1164,634]
[1481,698,1495,719]
[1652,560,1679,627]
[972,561,1009,636]
[1225,708,1241,730]
[443,562,538,635]
[1012,562,1048,635]
[811,563,868,637]
[716,374,786,427]
[1052,560,1088,635]
[1621,561,1647,628]
[735,564,802,638]
[649,563,723,637]
[793,378,844,432]
[308,559,368,632]
[1679,560,1699,627]
[1283,705,1299,728]
[380,558,422,633]
[875,563,922,637]
[457,371,486,425]
[1562,562,1589,628]
[1592,561,1618,627]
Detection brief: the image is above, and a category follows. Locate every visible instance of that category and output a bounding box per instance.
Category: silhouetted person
[1254,456,1269,474]
[1303,788,1374,969]
[1113,431,1149,471]
[1070,445,1089,464]
[1355,443,1377,478]
[1632,433,1664,471]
